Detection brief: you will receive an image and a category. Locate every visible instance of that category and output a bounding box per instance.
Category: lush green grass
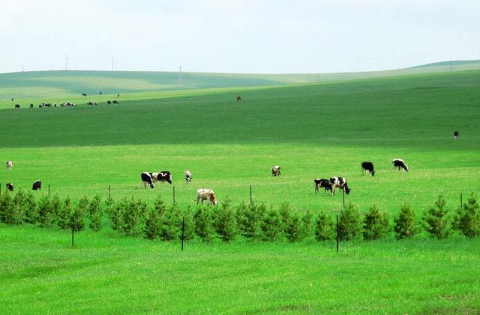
[1,225,480,315]
[1,67,480,314]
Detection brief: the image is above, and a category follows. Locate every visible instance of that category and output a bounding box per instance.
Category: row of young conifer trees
[0,189,479,242]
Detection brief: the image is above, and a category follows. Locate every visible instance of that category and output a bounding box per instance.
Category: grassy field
[1,66,480,314]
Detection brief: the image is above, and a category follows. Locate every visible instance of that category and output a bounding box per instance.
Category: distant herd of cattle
[13,100,119,109]
[0,157,416,204]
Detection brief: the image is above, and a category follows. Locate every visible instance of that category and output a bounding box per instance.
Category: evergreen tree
[261,206,282,242]
[9,188,27,224]
[215,197,237,242]
[57,197,72,230]
[239,202,266,240]
[394,203,418,240]
[37,195,53,227]
[194,204,214,242]
[453,194,480,238]
[338,203,363,241]
[315,212,335,241]
[279,202,292,233]
[302,209,313,238]
[88,195,103,232]
[285,213,305,243]
[160,203,182,241]
[50,195,62,224]
[23,191,38,224]
[122,198,147,237]
[107,198,123,232]
[0,191,14,224]
[181,205,196,241]
[422,195,451,239]
[144,208,161,240]
[363,204,390,240]
[69,198,87,232]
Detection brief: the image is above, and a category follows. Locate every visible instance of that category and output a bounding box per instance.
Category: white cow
[271,165,281,177]
[6,161,13,170]
[184,170,192,183]
[196,189,218,205]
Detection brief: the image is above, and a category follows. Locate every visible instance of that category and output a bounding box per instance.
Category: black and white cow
[6,161,13,170]
[329,176,351,195]
[113,100,119,105]
[6,183,14,191]
[454,131,459,139]
[152,171,173,184]
[184,170,192,183]
[314,178,332,193]
[272,166,281,177]
[15,104,20,109]
[392,159,409,172]
[361,162,375,176]
[141,172,155,188]
[32,180,42,190]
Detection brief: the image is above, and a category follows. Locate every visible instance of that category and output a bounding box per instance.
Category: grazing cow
[87,102,94,106]
[392,159,409,172]
[454,131,459,139]
[15,104,20,109]
[314,178,332,194]
[236,96,242,102]
[82,93,87,97]
[107,100,112,104]
[329,176,351,195]
[141,172,155,188]
[361,162,375,176]
[6,183,14,191]
[196,189,218,205]
[117,94,120,97]
[6,161,13,170]
[30,104,33,108]
[271,166,281,177]
[151,171,173,184]
[11,98,14,101]
[32,180,42,191]
[113,100,119,105]
[99,91,102,95]
[184,170,192,183]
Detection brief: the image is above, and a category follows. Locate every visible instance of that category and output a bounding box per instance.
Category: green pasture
[1,66,480,314]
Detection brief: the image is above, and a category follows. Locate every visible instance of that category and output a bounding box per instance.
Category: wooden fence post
[336,214,339,252]
[181,216,185,251]
[48,184,51,197]
[109,185,111,199]
[173,186,176,203]
[249,185,253,204]
[71,227,75,248]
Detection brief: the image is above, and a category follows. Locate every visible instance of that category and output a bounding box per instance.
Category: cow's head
[344,185,351,195]
[210,193,218,205]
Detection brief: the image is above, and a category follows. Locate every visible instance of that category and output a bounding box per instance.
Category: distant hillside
[1,60,479,99]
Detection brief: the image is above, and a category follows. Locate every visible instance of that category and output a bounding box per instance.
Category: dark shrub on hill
[394,203,418,240]
[302,209,313,238]
[279,202,292,234]
[122,197,147,237]
[37,196,53,227]
[338,203,363,241]
[363,205,390,241]
[0,191,14,224]
[182,205,196,241]
[23,191,38,224]
[195,204,214,242]
[237,202,266,240]
[215,197,237,242]
[69,198,87,232]
[57,197,72,230]
[315,211,335,241]
[422,195,451,239]
[453,194,480,238]
[261,206,282,242]
[50,195,62,224]
[144,208,161,240]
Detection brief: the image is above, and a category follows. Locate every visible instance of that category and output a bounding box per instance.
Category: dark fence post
[249,185,253,204]
[0,183,2,195]
[181,216,185,251]
[336,214,339,252]
[173,186,176,203]
[342,189,345,208]
[460,192,463,209]
[109,185,111,199]
[48,184,51,197]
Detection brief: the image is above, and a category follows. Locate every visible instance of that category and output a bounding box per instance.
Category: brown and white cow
[271,166,281,177]
[6,161,13,170]
[196,189,218,205]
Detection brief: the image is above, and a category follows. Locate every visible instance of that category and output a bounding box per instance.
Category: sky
[0,0,479,74]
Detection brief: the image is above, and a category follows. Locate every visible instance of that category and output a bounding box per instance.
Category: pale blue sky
[0,0,479,74]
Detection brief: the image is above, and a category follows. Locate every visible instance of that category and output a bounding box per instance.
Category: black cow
[392,159,408,172]
[6,183,14,191]
[454,131,459,139]
[236,96,242,102]
[141,172,155,188]
[107,100,112,104]
[113,100,119,105]
[329,177,351,195]
[361,162,375,176]
[15,104,20,109]
[87,102,94,106]
[152,171,173,184]
[82,93,87,97]
[32,180,42,190]
[314,178,332,193]
[99,91,102,95]
[30,104,34,108]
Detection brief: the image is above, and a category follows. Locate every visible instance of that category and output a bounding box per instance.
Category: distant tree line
[0,190,479,243]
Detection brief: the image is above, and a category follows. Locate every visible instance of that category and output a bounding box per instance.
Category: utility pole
[111,56,114,71]
[22,66,25,72]
[65,54,69,70]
